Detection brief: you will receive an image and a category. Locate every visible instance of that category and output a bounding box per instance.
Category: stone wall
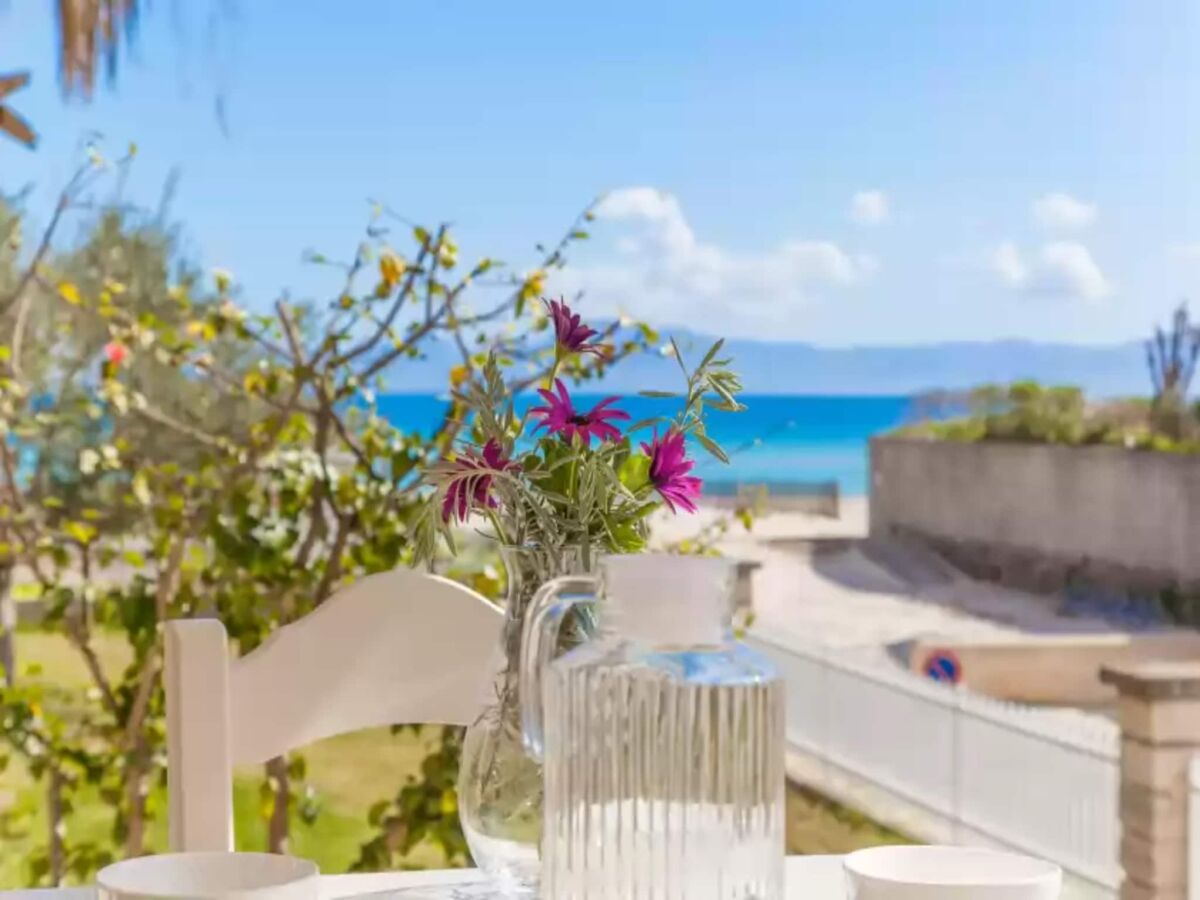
[869,437,1200,595]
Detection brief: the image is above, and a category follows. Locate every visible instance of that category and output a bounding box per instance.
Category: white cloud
[555,187,873,339]
[1031,192,1097,231]
[849,190,889,226]
[991,240,1111,302]
[992,241,1028,285]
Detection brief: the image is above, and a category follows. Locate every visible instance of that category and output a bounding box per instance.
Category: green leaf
[607,519,647,553]
[64,521,98,546]
[287,754,308,780]
[703,397,743,413]
[699,338,725,370]
[669,336,688,377]
[623,417,660,434]
[617,453,651,492]
[695,432,730,464]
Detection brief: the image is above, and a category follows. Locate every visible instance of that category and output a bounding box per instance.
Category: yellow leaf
[378,250,405,289]
[64,521,98,546]
[187,320,216,340]
[520,271,546,303]
[58,282,81,305]
[131,473,152,506]
[449,364,471,388]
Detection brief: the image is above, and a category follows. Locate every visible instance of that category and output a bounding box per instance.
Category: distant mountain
[380,332,1148,397]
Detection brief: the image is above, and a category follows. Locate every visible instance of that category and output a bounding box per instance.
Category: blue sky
[1,1,1198,345]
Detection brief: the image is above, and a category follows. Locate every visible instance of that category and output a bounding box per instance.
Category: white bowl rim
[96,852,319,899]
[844,845,1062,887]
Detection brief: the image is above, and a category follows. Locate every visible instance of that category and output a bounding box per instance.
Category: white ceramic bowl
[844,845,1062,900]
[97,852,319,900]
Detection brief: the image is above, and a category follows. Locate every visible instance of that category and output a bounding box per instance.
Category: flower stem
[545,348,562,390]
[485,508,511,546]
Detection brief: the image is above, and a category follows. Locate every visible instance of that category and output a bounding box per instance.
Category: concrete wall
[870,437,1200,592]
[907,633,1200,705]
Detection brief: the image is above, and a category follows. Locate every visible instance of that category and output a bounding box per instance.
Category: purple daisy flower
[531,379,629,446]
[641,428,703,514]
[441,439,517,523]
[546,297,604,357]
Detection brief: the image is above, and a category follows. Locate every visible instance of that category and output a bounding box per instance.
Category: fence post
[950,685,963,843]
[1102,662,1200,900]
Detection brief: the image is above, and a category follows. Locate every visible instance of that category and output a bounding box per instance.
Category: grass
[1,630,907,888]
[784,782,911,854]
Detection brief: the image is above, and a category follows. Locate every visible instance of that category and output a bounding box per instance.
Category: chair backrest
[164,568,504,852]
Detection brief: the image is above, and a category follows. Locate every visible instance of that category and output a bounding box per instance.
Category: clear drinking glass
[521,554,785,900]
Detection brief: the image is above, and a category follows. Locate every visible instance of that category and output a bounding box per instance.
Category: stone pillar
[1101,662,1200,900]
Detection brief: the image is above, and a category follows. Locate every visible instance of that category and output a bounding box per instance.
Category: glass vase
[457,544,596,895]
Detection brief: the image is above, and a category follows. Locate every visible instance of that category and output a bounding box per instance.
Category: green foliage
[413,336,742,567]
[351,726,467,872]
[0,150,658,883]
[898,379,1200,453]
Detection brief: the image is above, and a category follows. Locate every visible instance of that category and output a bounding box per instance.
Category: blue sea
[376,394,916,496]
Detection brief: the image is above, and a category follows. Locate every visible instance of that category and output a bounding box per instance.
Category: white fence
[746,629,1122,896]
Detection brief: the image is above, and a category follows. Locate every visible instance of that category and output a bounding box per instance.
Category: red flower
[104,341,128,367]
[641,428,703,514]
[531,379,629,446]
[441,439,517,523]
[546,298,603,356]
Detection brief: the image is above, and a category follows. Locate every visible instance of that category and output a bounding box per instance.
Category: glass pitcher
[520,553,785,900]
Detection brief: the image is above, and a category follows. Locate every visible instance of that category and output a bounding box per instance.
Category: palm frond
[56,0,142,99]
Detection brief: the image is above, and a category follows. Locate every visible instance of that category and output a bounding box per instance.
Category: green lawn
[784,782,911,854]
[0,631,448,888]
[1,630,906,888]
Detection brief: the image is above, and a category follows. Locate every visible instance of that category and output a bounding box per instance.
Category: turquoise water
[376,393,915,496]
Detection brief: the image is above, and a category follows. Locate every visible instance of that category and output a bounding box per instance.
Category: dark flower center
[568,413,592,426]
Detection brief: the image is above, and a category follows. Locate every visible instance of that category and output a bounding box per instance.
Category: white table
[0,856,845,899]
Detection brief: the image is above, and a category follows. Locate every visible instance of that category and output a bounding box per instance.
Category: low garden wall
[869,436,1200,595]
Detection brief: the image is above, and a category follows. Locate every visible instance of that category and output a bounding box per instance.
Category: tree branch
[0,165,91,319]
[313,515,352,605]
[332,238,434,367]
[66,617,120,719]
[123,535,187,748]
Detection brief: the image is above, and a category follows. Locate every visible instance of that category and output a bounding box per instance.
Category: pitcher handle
[519,574,597,760]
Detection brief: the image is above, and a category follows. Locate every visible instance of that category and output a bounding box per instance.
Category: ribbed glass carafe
[522,554,785,900]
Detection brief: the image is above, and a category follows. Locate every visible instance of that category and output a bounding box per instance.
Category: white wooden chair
[164,568,504,852]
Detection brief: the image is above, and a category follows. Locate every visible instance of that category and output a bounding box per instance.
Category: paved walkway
[664,498,1121,661]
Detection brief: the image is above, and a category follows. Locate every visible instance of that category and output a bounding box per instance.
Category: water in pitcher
[525,555,785,900]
